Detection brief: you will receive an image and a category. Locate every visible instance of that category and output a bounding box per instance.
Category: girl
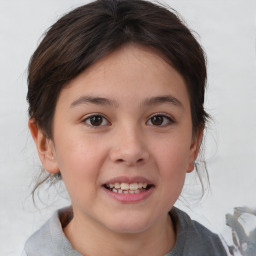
[23,0,228,255]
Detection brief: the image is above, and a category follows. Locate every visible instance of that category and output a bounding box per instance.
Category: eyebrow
[70,95,183,109]
[70,96,119,108]
[141,95,183,108]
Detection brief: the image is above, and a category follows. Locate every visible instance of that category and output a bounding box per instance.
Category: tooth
[118,189,122,193]
[138,183,143,189]
[120,183,129,190]
[124,191,128,194]
[112,188,117,193]
[142,183,147,188]
[134,190,140,194]
[129,190,135,194]
[109,184,114,188]
[114,183,120,189]
[129,183,139,190]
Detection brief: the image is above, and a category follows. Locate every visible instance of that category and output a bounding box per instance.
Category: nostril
[114,158,144,165]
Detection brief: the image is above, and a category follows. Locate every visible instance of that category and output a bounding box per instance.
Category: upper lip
[103,176,154,185]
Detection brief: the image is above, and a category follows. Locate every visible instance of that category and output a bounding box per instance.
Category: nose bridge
[109,122,149,166]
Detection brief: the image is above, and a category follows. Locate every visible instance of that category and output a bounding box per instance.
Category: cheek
[54,135,107,186]
[150,141,190,212]
[54,139,107,207]
[152,137,191,173]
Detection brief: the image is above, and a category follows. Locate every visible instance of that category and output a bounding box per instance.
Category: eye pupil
[151,116,163,126]
[90,116,103,126]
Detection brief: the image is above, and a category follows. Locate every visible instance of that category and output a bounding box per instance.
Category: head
[27,0,208,206]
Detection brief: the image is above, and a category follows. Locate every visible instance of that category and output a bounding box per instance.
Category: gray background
[0,0,256,255]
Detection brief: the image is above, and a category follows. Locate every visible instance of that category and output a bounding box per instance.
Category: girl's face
[33,44,202,234]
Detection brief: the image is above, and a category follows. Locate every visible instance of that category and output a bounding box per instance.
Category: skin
[29,44,203,256]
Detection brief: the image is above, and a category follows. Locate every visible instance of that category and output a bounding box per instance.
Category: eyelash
[146,113,174,127]
[82,114,110,128]
[82,113,174,128]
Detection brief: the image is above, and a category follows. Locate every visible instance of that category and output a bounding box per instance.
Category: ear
[187,126,204,173]
[28,119,59,174]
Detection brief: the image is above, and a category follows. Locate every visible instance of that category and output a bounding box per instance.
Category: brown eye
[84,115,108,127]
[151,116,164,126]
[90,116,103,126]
[147,114,173,126]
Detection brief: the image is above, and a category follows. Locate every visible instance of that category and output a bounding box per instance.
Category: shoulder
[168,207,228,256]
[23,207,81,256]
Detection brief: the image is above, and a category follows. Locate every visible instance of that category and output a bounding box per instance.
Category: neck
[64,209,176,256]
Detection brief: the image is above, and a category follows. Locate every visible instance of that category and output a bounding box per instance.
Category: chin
[103,213,153,234]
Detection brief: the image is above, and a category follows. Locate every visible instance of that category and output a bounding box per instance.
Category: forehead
[59,44,190,109]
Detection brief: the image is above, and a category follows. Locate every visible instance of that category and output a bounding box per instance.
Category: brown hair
[27,0,209,196]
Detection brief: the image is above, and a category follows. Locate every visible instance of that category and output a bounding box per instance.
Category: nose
[109,127,149,167]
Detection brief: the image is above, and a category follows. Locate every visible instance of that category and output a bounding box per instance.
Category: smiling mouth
[103,182,153,194]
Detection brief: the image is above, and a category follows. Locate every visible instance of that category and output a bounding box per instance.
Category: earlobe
[28,119,59,174]
[187,127,204,173]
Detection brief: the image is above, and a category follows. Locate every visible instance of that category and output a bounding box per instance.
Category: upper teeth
[108,182,147,190]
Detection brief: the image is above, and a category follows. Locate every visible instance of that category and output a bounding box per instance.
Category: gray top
[23,206,228,256]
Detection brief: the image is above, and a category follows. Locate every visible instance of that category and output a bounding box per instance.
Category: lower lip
[102,186,154,203]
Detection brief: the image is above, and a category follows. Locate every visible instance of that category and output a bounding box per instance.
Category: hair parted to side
[27,0,209,199]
